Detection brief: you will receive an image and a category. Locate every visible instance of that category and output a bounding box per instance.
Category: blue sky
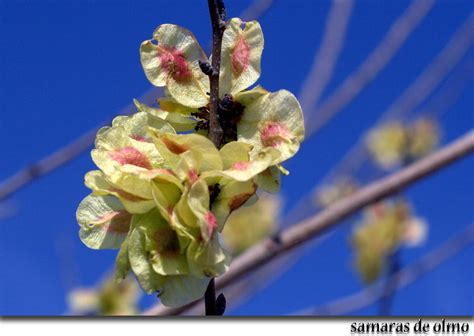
[0,0,472,315]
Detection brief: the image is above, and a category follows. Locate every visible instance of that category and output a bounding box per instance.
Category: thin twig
[418,57,474,119]
[143,131,474,315]
[305,0,435,136]
[204,0,226,148]
[324,13,474,185]
[240,0,275,22]
[376,14,474,124]
[298,0,354,112]
[201,0,227,315]
[378,249,401,315]
[295,223,474,316]
[377,179,408,316]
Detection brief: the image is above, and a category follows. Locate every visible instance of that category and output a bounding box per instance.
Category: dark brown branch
[201,0,227,316]
[205,0,226,148]
[143,131,474,315]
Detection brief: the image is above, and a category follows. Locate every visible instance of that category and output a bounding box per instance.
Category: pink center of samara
[188,168,199,184]
[232,161,252,171]
[110,146,152,170]
[205,211,218,238]
[260,121,291,147]
[231,34,250,75]
[159,46,192,82]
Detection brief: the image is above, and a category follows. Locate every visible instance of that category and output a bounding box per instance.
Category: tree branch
[204,0,226,148]
[143,130,474,315]
[200,0,227,315]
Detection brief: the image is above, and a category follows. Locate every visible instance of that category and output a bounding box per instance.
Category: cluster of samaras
[351,200,427,283]
[76,17,304,307]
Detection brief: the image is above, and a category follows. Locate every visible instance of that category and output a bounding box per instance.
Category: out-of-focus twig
[289,6,469,223]
[144,131,474,315]
[417,56,474,119]
[323,13,474,187]
[240,0,275,22]
[305,0,435,136]
[294,223,474,316]
[284,17,474,227]
[298,0,354,112]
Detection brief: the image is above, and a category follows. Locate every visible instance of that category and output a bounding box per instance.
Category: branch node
[218,19,226,30]
[216,0,226,21]
[199,60,216,77]
[28,164,41,178]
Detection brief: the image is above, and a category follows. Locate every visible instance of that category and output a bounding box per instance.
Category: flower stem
[378,163,410,315]
[206,0,226,148]
[203,0,227,316]
[378,249,401,315]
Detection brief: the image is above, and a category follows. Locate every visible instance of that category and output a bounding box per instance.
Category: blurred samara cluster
[367,118,440,170]
[67,275,141,316]
[351,200,427,283]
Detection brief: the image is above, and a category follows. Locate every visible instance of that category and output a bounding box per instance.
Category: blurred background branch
[298,0,354,112]
[285,15,474,225]
[305,0,436,136]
